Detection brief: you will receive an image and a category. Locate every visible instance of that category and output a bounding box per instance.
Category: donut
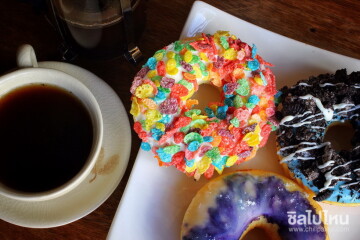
[276,69,360,205]
[130,31,277,179]
[181,170,328,240]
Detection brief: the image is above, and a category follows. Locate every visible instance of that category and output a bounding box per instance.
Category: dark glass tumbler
[49,0,145,62]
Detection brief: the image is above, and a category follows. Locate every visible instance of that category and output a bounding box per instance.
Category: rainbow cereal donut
[181,170,328,240]
[130,31,277,179]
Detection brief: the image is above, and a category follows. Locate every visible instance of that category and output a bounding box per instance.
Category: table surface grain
[0,0,359,239]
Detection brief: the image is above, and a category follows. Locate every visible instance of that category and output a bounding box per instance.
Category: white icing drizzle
[298,82,312,87]
[318,160,335,169]
[337,104,360,115]
[302,112,322,122]
[341,181,360,189]
[279,111,312,125]
[333,103,355,110]
[299,94,334,121]
[281,118,321,128]
[278,142,317,153]
[311,126,326,129]
[319,83,335,87]
[279,115,295,125]
[291,82,344,89]
[291,82,312,88]
[279,112,326,129]
[281,117,323,128]
[280,142,330,163]
[319,83,344,87]
[320,173,351,192]
[297,156,315,160]
[319,160,360,192]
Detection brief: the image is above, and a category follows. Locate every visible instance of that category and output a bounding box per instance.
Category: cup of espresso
[0,45,103,201]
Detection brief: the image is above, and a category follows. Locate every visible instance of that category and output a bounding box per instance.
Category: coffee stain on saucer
[89,147,120,183]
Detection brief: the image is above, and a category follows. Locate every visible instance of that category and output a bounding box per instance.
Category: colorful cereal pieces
[135,84,154,98]
[159,98,179,114]
[129,31,277,179]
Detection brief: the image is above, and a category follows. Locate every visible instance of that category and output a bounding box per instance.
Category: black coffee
[0,84,93,193]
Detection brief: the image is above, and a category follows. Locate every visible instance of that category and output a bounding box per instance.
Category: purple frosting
[182,173,326,240]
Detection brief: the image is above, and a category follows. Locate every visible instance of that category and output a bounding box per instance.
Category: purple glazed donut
[181,170,328,240]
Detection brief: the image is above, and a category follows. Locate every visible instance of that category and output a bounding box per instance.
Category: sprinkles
[130,31,277,179]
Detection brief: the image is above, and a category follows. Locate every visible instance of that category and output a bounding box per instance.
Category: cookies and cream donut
[130,31,277,179]
[181,170,327,240]
[276,69,360,205]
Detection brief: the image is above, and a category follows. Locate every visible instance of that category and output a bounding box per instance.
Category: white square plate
[107,1,360,239]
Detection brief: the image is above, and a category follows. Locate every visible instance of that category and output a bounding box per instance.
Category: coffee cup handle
[16,44,38,68]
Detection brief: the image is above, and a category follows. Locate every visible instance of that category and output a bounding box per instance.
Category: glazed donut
[181,170,327,240]
[276,69,360,205]
[130,31,277,179]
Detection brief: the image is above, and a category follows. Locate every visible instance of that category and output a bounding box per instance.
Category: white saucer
[0,61,131,228]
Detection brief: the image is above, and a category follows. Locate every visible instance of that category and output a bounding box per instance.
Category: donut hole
[190,84,222,113]
[242,227,274,240]
[241,216,281,240]
[323,121,354,152]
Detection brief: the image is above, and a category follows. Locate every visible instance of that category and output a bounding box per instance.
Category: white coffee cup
[0,45,103,201]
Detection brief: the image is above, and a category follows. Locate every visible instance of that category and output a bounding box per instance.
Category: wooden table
[0,0,359,239]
